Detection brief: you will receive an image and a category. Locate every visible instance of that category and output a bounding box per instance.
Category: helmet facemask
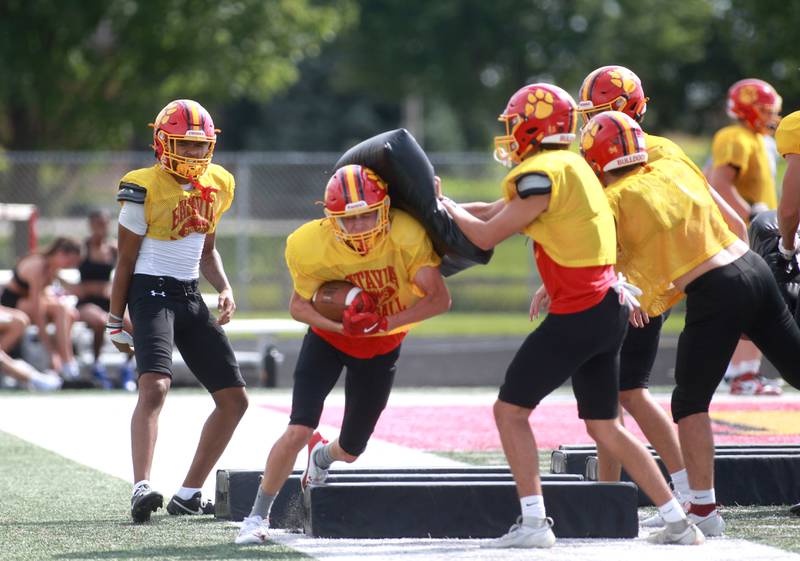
[326,198,390,255]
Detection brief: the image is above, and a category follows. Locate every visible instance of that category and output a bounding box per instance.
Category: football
[311,280,366,321]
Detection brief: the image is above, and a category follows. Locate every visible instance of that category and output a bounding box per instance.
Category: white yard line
[265,529,800,561]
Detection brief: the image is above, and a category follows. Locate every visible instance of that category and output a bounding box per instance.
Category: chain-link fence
[0,151,538,312]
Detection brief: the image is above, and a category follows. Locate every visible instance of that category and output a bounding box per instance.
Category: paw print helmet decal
[494,83,578,167]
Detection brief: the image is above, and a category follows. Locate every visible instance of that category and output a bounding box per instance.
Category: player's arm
[708,164,751,221]
[458,199,505,221]
[200,232,236,325]
[442,192,549,250]
[778,154,800,255]
[707,184,748,242]
[384,266,450,332]
[289,290,345,334]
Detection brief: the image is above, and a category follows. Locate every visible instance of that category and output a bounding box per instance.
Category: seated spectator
[0,237,81,380]
[0,304,62,391]
[73,210,135,390]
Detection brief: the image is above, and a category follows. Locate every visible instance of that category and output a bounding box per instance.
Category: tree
[0,0,357,150]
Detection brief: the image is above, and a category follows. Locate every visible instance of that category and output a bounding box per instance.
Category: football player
[108,100,249,523]
[581,110,800,539]
[235,164,451,545]
[708,79,783,395]
[576,65,747,525]
[774,108,800,516]
[441,84,702,548]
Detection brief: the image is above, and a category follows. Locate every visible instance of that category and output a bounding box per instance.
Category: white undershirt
[118,201,205,281]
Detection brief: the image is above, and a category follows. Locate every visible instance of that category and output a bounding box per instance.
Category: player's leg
[128,276,178,522]
[236,330,343,544]
[170,289,248,515]
[307,344,401,479]
[672,264,746,537]
[487,291,624,548]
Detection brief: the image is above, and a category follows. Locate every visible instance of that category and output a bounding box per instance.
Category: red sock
[689,502,716,517]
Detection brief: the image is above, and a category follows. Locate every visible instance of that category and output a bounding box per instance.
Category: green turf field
[0,431,306,561]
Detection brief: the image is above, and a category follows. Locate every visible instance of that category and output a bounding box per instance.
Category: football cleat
[729,373,782,396]
[131,484,163,523]
[301,432,330,489]
[688,509,726,537]
[481,516,556,549]
[166,492,214,515]
[646,519,705,545]
[235,514,270,545]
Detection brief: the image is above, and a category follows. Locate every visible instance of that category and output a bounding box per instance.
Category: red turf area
[263,399,800,451]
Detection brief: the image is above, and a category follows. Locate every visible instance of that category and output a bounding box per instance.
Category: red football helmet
[150,99,219,179]
[580,111,648,180]
[577,65,648,124]
[726,79,782,133]
[324,165,390,255]
[494,83,578,167]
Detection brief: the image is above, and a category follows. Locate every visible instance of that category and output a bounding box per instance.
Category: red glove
[346,290,376,315]
[343,309,388,336]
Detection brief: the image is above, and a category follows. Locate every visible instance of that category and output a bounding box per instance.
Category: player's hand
[217,288,236,325]
[106,322,134,353]
[434,175,443,199]
[529,285,550,320]
[346,290,376,315]
[629,306,650,328]
[778,234,800,261]
[342,309,388,336]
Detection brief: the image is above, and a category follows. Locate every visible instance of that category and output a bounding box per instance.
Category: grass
[0,430,306,561]
[227,310,689,340]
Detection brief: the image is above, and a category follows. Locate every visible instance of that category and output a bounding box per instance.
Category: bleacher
[0,268,305,387]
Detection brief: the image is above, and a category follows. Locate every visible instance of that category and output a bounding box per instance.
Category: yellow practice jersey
[285,209,440,335]
[644,133,705,178]
[711,124,777,208]
[501,149,616,267]
[605,159,739,316]
[117,163,235,240]
[776,110,800,156]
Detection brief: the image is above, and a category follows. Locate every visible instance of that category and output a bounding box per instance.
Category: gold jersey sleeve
[285,209,440,333]
[644,133,704,178]
[776,111,800,156]
[118,163,235,240]
[710,124,776,208]
[605,159,738,316]
[501,149,616,267]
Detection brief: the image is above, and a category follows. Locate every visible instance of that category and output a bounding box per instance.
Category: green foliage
[0,0,357,149]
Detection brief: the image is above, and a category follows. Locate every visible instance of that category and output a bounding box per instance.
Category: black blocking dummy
[749,210,800,323]
[335,129,493,277]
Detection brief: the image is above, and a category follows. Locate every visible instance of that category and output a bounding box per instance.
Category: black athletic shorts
[0,288,21,309]
[672,251,800,421]
[619,309,670,391]
[127,274,243,393]
[499,290,628,420]
[289,329,399,456]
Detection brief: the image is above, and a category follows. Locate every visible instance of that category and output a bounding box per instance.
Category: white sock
[658,497,687,523]
[133,479,150,494]
[670,469,690,501]
[520,494,546,522]
[691,488,716,505]
[176,486,202,500]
